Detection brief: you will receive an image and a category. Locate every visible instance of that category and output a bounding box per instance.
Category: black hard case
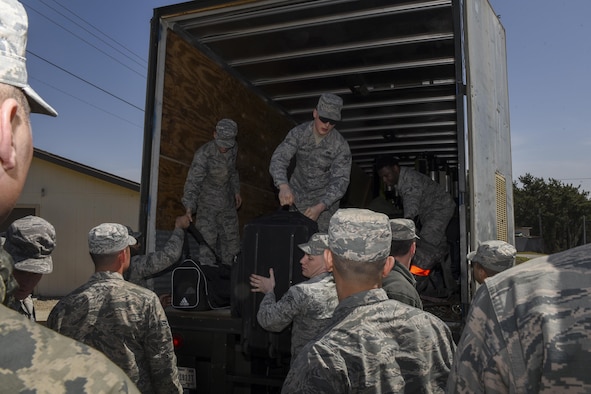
[232,209,318,358]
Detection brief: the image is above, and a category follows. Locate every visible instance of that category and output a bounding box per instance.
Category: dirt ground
[34,297,60,322]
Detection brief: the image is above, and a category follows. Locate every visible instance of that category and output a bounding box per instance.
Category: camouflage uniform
[282,209,455,393]
[47,271,181,394]
[47,223,181,394]
[397,166,455,269]
[1,248,140,393]
[0,248,18,306]
[382,218,423,309]
[3,215,56,322]
[182,119,240,267]
[6,294,35,321]
[269,95,352,232]
[0,1,136,392]
[257,272,338,360]
[0,0,56,116]
[125,227,184,287]
[282,288,455,393]
[468,240,516,272]
[382,260,423,309]
[2,231,37,320]
[448,243,591,393]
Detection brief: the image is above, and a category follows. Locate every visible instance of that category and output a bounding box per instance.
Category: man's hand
[159,293,172,308]
[175,214,191,230]
[278,184,295,206]
[250,268,276,294]
[304,202,326,222]
[235,193,243,209]
[184,208,193,223]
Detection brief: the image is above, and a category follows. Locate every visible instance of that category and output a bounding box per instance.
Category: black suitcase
[232,208,318,359]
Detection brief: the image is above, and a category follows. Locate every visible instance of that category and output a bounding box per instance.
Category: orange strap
[410,265,431,276]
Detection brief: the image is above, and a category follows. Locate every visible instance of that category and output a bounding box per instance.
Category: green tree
[514,173,591,253]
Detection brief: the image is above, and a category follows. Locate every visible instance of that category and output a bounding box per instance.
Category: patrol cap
[0,0,57,116]
[125,225,142,240]
[88,223,136,255]
[3,215,55,274]
[298,233,328,256]
[328,208,391,262]
[215,118,238,148]
[316,93,343,121]
[467,240,516,273]
[390,218,419,241]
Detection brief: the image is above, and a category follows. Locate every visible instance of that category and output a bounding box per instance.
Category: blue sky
[23,0,591,193]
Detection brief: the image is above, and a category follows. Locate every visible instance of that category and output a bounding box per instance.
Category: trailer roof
[154,0,465,175]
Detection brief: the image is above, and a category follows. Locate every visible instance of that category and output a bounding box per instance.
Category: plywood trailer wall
[156,30,295,232]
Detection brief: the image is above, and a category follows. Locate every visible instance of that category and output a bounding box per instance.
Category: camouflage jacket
[0,249,139,393]
[269,121,351,210]
[0,305,140,393]
[282,288,455,393]
[382,260,423,309]
[257,272,338,360]
[397,166,455,225]
[125,227,184,288]
[448,244,591,394]
[47,271,182,394]
[0,247,17,305]
[7,293,36,321]
[182,140,240,213]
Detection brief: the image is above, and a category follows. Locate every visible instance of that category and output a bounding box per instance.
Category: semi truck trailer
[139,0,513,392]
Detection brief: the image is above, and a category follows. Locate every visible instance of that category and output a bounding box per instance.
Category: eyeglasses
[318,116,338,127]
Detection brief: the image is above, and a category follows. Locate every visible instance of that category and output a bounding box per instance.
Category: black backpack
[170,224,231,310]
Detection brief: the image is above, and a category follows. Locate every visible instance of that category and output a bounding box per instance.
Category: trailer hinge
[457,82,467,96]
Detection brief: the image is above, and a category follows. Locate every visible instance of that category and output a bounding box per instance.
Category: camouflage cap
[0,0,57,116]
[328,208,391,262]
[467,240,516,273]
[298,233,328,256]
[316,93,343,121]
[88,223,136,255]
[215,118,238,148]
[390,218,420,241]
[3,215,55,274]
[124,225,142,240]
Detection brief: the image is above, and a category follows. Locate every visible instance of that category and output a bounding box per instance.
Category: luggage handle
[185,223,222,264]
[145,224,221,279]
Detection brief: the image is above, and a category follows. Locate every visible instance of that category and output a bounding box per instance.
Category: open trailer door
[463,0,514,301]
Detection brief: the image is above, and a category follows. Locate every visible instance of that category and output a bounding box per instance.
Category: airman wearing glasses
[269,93,352,231]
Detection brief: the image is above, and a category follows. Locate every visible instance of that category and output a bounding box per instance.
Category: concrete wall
[14,156,140,297]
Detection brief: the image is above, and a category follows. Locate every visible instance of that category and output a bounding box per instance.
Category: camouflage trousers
[413,207,454,270]
[294,199,339,233]
[196,206,240,267]
[413,238,448,271]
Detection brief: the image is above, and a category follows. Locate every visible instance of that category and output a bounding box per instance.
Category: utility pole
[538,208,543,238]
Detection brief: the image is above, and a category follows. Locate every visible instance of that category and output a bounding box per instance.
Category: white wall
[15,157,140,297]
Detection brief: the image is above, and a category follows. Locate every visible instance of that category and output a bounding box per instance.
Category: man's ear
[116,247,128,268]
[324,248,334,272]
[410,242,417,257]
[0,98,18,170]
[382,256,395,277]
